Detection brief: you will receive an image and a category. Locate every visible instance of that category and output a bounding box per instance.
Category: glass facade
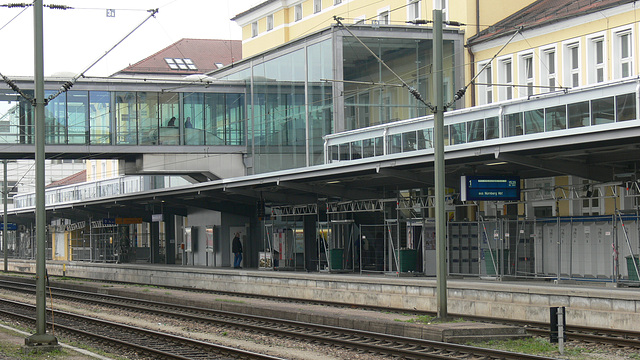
[6,89,245,147]
[343,37,455,129]
[327,89,638,161]
[214,26,463,174]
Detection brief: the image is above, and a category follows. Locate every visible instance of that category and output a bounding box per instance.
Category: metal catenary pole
[25,0,58,347]
[433,8,447,320]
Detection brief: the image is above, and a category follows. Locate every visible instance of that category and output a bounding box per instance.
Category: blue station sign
[461,175,521,201]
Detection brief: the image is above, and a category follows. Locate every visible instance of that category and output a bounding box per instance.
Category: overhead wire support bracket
[333,16,435,112]
[46,8,159,104]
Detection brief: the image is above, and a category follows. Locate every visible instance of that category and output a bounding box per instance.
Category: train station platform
[6,260,640,332]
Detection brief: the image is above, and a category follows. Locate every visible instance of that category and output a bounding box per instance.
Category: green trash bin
[483,249,506,276]
[396,248,417,272]
[329,248,344,270]
[626,255,640,281]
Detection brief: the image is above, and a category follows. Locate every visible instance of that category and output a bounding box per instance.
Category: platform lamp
[25,0,59,348]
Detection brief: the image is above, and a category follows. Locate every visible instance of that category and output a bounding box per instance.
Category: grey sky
[0,0,260,77]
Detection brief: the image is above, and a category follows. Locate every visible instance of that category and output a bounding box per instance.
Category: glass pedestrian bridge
[0,77,247,155]
[324,79,639,163]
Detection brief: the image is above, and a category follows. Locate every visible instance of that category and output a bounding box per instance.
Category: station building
[3,0,640,284]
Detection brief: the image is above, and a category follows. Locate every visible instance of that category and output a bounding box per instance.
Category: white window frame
[518,51,535,97]
[586,33,606,84]
[294,3,302,21]
[266,14,274,31]
[497,56,513,101]
[539,45,557,92]
[477,61,493,105]
[563,39,581,88]
[251,21,258,37]
[613,26,634,79]
[314,0,322,14]
[407,0,420,22]
[377,6,390,25]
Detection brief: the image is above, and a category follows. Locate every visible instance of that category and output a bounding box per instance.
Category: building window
[378,10,390,25]
[478,62,492,105]
[588,36,605,84]
[165,58,196,70]
[519,54,534,97]
[266,14,273,31]
[408,0,420,21]
[314,0,321,14]
[295,4,302,21]
[614,30,633,79]
[251,21,258,37]
[540,48,556,91]
[334,0,342,4]
[499,58,513,100]
[564,42,580,87]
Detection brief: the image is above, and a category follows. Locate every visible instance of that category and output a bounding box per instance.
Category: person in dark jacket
[232,232,242,268]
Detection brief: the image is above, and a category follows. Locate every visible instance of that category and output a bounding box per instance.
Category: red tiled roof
[467,0,635,46]
[46,170,87,188]
[115,38,242,75]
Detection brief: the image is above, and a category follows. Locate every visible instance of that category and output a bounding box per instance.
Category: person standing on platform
[232,232,243,268]
[167,116,176,127]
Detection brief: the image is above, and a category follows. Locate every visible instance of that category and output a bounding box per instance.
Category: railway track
[0,298,283,360]
[0,278,553,360]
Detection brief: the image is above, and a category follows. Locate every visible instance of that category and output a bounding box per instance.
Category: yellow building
[232,0,538,108]
[467,0,638,217]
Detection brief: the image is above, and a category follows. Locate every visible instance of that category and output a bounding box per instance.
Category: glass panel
[184,93,204,145]
[449,123,466,144]
[443,125,450,145]
[67,91,88,144]
[504,113,523,137]
[45,91,66,144]
[206,93,225,145]
[139,92,159,145]
[571,47,579,69]
[374,136,384,156]
[545,105,566,131]
[568,101,589,128]
[621,34,630,58]
[591,97,614,125]
[524,109,544,134]
[89,91,110,144]
[115,92,137,145]
[616,93,636,122]
[419,128,432,149]
[596,40,603,64]
[362,138,374,158]
[402,131,417,152]
[548,52,555,74]
[253,48,306,173]
[226,94,245,146]
[467,119,484,142]
[351,140,362,159]
[339,143,349,160]
[342,37,452,127]
[389,133,402,153]
[485,116,499,139]
[308,40,333,166]
[158,92,180,145]
[329,145,338,161]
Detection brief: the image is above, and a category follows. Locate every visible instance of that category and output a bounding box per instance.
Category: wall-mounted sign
[461,175,520,201]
